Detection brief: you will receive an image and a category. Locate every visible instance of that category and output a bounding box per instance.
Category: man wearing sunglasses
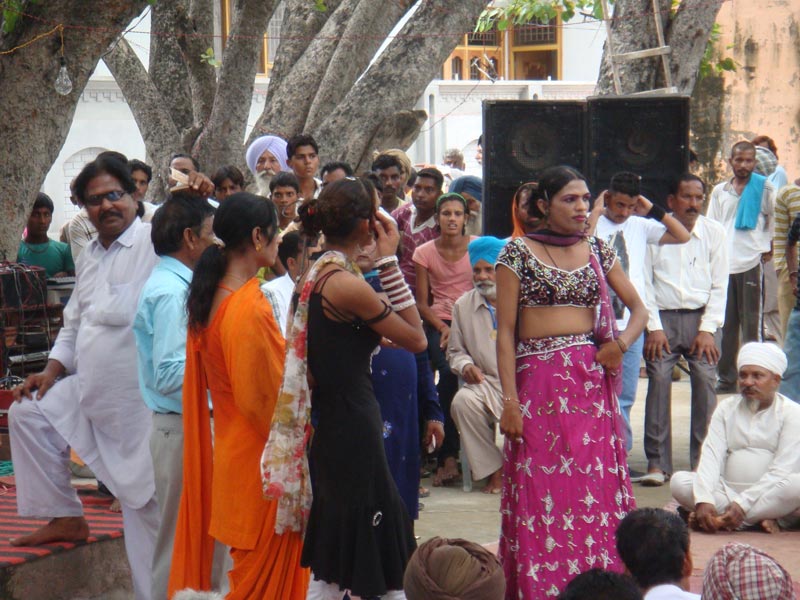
[9,155,213,600]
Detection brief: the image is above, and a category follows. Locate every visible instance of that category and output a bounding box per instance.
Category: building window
[469,57,482,80]
[513,18,557,46]
[467,29,499,46]
[451,56,463,80]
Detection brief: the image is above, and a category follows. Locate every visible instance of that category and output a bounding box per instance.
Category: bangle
[377,264,415,311]
[791,271,798,277]
[374,256,398,271]
[503,396,519,404]
[616,338,628,353]
[646,204,666,222]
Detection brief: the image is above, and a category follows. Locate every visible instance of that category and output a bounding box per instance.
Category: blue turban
[245,135,289,176]
[468,236,505,268]
[450,175,483,203]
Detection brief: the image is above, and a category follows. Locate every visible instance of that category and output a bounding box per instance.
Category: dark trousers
[718,264,763,389]
[644,310,719,474]
[425,322,460,466]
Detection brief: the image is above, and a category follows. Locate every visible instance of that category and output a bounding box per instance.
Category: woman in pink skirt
[495,166,647,599]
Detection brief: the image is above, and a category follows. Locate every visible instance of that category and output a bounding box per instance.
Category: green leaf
[497,18,509,31]
[313,0,327,12]
[717,57,737,72]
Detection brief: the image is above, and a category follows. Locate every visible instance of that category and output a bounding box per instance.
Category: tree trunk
[248,0,344,144]
[596,0,724,95]
[313,0,489,171]
[355,109,428,169]
[191,0,278,175]
[304,0,414,131]
[104,38,183,202]
[149,2,195,135]
[250,0,360,140]
[0,1,148,261]
[666,0,726,94]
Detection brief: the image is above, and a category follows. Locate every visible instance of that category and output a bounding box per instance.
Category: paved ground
[415,376,800,588]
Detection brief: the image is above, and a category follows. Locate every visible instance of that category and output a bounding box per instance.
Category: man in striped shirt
[772,182,800,338]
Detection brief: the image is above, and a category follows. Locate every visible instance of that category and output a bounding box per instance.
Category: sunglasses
[84,190,128,207]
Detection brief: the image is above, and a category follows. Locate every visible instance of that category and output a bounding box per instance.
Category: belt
[660,308,704,314]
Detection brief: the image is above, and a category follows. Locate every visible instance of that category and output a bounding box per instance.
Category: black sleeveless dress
[301,272,416,597]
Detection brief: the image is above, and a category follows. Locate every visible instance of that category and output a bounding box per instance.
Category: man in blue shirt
[133,194,215,600]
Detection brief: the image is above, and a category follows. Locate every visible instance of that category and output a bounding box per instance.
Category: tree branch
[666,0,726,93]
[251,0,358,140]
[149,1,194,134]
[304,0,414,131]
[181,0,217,127]
[104,36,182,201]
[191,0,278,173]
[313,0,488,169]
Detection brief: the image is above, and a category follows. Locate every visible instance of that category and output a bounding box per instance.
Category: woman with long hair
[413,192,477,486]
[262,178,427,599]
[169,193,308,599]
[511,181,543,238]
[495,166,647,598]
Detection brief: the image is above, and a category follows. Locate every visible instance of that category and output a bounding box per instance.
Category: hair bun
[298,198,322,235]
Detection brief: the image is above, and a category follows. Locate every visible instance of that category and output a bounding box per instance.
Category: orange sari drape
[168,279,308,599]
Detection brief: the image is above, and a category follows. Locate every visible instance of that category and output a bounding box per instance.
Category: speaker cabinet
[482,100,587,238]
[588,95,690,208]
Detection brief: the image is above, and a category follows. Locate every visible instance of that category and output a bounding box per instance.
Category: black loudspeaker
[482,101,587,238]
[588,96,690,208]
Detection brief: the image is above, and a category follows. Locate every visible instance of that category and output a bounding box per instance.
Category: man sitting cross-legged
[447,236,506,493]
[671,342,800,534]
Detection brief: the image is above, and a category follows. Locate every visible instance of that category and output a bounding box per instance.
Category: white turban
[245,135,289,176]
[736,342,787,376]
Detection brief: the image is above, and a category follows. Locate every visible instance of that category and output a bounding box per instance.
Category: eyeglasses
[83,190,128,207]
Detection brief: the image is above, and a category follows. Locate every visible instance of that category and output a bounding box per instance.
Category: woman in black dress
[298,179,427,599]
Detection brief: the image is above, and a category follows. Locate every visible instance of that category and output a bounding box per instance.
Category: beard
[255,170,276,196]
[475,281,497,301]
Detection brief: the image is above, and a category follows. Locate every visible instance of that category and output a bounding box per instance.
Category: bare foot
[433,458,461,487]
[10,516,89,546]
[687,512,700,531]
[109,498,121,513]
[761,519,781,534]
[482,469,502,494]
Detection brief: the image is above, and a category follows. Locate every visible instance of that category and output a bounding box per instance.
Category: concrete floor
[415,374,680,545]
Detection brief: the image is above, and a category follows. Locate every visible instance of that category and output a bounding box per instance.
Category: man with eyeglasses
[8,155,213,600]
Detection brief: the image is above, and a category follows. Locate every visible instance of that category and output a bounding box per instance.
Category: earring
[256,244,262,252]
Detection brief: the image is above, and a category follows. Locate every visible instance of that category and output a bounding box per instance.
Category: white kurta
[671,393,800,522]
[45,218,158,508]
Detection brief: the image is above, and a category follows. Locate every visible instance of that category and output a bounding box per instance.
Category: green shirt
[17,239,75,277]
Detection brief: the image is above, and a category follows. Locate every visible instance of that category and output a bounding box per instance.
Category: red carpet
[0,483,123,568]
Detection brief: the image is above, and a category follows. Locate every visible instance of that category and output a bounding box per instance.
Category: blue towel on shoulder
[734,172,766,230]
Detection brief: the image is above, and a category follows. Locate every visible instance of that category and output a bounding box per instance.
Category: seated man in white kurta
[671,342,800,534]
[8,156,213,600]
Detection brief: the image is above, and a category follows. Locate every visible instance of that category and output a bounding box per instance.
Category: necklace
[222,272,248,285]
[541,243,561,270]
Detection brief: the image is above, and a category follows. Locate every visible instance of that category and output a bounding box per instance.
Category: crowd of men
[7,129,800,599]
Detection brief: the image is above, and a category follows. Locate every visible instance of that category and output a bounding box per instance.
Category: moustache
[99,210,123,222]
[686,209,698,214]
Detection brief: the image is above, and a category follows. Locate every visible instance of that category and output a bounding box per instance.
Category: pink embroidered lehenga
[496,237,636,599]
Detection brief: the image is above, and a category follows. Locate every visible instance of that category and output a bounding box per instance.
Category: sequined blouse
[496,237,617,308]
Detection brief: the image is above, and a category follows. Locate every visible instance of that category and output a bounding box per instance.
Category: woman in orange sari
[168,193,308,599]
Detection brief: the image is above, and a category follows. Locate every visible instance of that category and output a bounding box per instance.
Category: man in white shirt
[262,231,303,337]
[706,141,776,393]
[616,508,699,600]
[671,342,800,534]
[594,172,690,458]
[641,174,729,486]
[9,156,214,600]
